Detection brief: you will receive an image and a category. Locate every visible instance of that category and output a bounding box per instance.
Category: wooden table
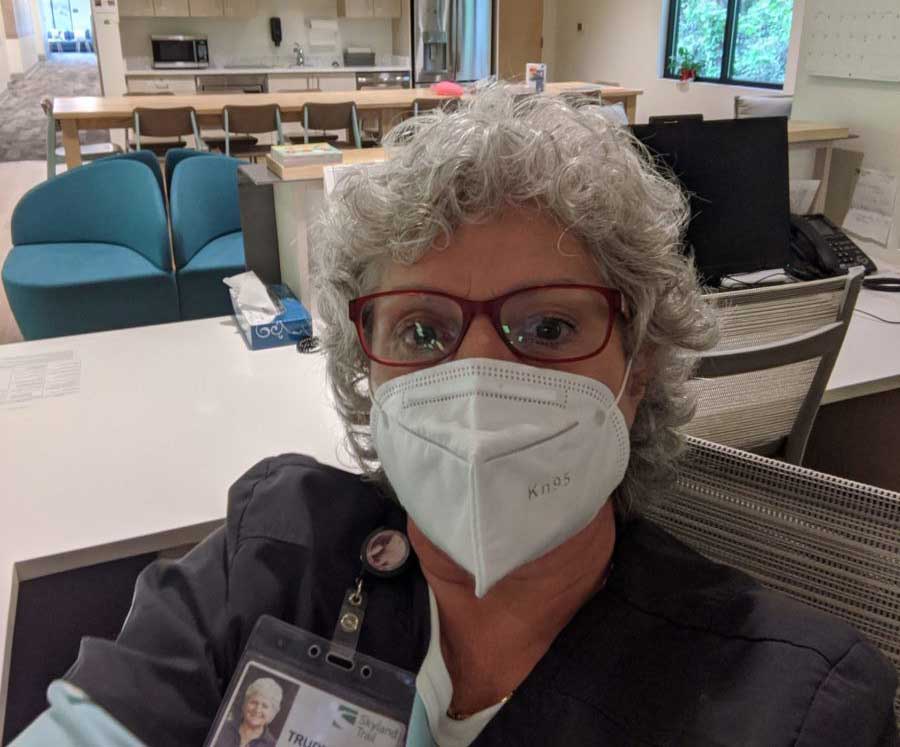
[52,83,644,169]
[787,120,853,214]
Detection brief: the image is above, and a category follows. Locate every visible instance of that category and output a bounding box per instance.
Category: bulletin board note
[805,0,900,82]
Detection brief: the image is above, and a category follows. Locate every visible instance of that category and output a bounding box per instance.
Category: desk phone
[788,214,878,280]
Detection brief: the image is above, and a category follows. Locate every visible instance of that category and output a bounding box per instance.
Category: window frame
[663,0,789,90]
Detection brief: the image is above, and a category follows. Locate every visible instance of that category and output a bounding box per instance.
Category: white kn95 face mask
[370,358,632,598]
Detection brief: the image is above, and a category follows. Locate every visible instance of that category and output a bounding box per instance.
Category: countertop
[125,65,410,77]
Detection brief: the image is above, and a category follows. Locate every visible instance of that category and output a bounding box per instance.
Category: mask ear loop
[614,294,636,406]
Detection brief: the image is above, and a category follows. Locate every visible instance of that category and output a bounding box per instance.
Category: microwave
[151,35,209,69]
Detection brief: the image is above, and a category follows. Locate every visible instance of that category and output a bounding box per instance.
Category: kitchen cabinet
[118,0,155,16]
[126,76,198,94]
[316,73,358,92]
[338,0,400,18]
[267,75,316,92]
[338,0,371,17]
[189,0,222,15]
[223,0,255,17]
[373,0,401,17]
[152,0,189,15]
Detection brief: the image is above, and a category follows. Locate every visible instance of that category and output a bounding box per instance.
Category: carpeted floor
[0,53,110,162]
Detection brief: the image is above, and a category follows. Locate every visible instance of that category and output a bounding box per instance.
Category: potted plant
[670,47,704,81]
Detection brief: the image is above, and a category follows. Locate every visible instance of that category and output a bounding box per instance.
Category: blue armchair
[101,149,166,199]
[170,155,247,320]
[2,160,178,339]
[164,147,216,198]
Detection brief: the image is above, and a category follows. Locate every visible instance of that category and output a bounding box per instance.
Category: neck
[409,501,616,714]
[239,723,264,740]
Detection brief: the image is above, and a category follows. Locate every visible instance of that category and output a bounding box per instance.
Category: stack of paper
[843,168,898,246]
[270,143,343,167]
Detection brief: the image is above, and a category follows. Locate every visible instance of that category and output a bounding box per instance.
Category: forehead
[376,206,604,297]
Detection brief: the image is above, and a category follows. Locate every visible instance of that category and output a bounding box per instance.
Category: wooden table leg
[60,120,83,169]
[624,95,637,124]
[811,143,833,214]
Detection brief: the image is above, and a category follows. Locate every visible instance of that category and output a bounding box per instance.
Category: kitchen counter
[124,65,410,77]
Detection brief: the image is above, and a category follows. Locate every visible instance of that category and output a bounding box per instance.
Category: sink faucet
[293,43,304,66]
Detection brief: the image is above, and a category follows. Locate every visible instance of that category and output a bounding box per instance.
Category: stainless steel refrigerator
[413,0,493,85]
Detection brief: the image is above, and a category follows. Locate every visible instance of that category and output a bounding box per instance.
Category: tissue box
[230,284,313,350]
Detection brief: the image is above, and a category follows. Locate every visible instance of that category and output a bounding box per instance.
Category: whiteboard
[805,0,900,82]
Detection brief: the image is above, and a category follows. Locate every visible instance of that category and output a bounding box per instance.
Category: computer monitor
[631,117,791,284]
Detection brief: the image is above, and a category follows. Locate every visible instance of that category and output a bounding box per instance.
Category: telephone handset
[788,213,877,280]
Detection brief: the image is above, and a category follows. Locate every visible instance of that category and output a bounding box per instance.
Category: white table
[0,316,347,739]
[824,241,900,404]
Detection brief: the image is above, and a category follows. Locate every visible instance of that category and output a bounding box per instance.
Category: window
[664,0,795,88]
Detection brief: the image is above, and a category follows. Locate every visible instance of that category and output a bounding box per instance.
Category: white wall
[4,0,39,75]
[548,0,805,123]
[0,9,10,94]
[791,0,900,251]
[120,0,398,68]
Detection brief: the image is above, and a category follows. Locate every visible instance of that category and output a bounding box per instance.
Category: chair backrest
[685,269,863,463]
[164,147,216,197]
[11,160,170,271]
[303,102,361,148]
[734,94,793,119]
[134,107,203,149]
[169,154,242,268]
[644,436,900,723]
[100,149,165,199]
[223,104,284,156]
[648,113,704,125]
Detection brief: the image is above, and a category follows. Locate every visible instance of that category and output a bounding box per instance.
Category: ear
[623,347,653,414]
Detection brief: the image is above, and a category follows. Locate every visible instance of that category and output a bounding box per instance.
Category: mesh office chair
[685,269,863,464]
[644,436,900,724]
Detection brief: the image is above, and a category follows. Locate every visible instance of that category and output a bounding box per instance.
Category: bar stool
[297,102,362,149]
[132,107,205,157]
[204,104,285,161]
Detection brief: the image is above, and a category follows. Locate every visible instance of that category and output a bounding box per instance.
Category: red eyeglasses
[348,284,622,367]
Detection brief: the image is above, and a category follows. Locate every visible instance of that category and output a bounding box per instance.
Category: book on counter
[269,142,343,166]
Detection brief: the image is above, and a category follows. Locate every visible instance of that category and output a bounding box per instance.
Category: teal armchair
[2,160,178,339]
[170,155,247,320]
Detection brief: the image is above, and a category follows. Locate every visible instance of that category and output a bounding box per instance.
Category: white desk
[0,317,347,739]
[824,242,900,404]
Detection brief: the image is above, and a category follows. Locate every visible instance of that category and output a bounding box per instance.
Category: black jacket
[66,454,898,746]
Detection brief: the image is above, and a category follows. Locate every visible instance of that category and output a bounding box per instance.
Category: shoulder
[613,518,868,658]
[599,518,897,744]
[225,454,403,556]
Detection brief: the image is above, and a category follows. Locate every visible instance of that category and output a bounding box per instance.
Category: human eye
[392,315,458,357]
[515,313,579,349]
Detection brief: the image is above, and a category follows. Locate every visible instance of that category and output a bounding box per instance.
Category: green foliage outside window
[666,0,794,87]
[731,0,794,84]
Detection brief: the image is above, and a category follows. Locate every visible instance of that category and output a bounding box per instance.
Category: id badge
[204,614,416,747]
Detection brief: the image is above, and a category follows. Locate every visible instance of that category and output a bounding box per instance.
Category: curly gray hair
[312,85,717,518]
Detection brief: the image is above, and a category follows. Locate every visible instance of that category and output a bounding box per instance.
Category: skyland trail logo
[332,704,359,729]
[331,705,402,744]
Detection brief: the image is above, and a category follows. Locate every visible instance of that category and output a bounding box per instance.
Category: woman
[12,86,896,746]
[214,677,282,747]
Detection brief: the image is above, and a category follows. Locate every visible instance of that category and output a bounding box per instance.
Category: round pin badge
[361,528,410,578]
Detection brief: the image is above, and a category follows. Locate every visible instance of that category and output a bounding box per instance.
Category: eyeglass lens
[358,287,612,365]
